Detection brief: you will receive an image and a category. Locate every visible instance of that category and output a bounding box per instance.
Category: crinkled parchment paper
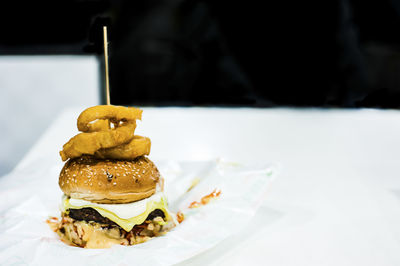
[0,158,278,266]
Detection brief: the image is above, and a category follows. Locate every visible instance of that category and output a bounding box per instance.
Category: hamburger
[49,105,176,248]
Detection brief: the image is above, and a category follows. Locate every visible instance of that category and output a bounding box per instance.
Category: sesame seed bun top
[59,156,160,204]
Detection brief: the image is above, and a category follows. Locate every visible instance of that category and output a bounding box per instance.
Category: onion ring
[60,105,148,161]
[60,121,136,161]
[94,135,151,160]
[86,119,110,132]
[78,105,142,132]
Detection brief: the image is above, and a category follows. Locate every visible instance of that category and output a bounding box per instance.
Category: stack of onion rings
[60,105,150,161]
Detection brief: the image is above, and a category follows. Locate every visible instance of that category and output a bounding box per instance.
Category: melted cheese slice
[62,192,171,232]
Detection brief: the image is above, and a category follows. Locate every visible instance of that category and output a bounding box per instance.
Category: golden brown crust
[59,156,160,203]
[59,121,137,161]
[94,135,151,160]
[77,105,142,132]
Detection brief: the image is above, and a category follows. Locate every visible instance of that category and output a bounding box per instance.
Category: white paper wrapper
[0,158,278,266]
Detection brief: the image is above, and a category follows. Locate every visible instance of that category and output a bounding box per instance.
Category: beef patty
[68,208,166,231]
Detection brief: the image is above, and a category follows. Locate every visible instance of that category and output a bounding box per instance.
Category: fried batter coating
[85,119,110,132]
[60,122,136,161]
[94,135,151,160]
[60,105,149,161]
[78,105,142,132]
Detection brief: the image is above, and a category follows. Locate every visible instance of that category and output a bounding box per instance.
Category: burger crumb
[176,212,184,223]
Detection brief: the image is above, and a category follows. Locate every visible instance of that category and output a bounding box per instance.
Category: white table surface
[0,56,99,176]
[8,107,400,266]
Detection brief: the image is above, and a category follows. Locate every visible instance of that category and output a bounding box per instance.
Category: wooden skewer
[103,26,111,105]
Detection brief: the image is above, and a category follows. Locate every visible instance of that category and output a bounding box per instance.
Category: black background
[2,0,400,108]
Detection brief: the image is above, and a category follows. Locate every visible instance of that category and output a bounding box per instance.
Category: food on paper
[176,211,185,223]
[50,105,176,248]
[188,189,221,209]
